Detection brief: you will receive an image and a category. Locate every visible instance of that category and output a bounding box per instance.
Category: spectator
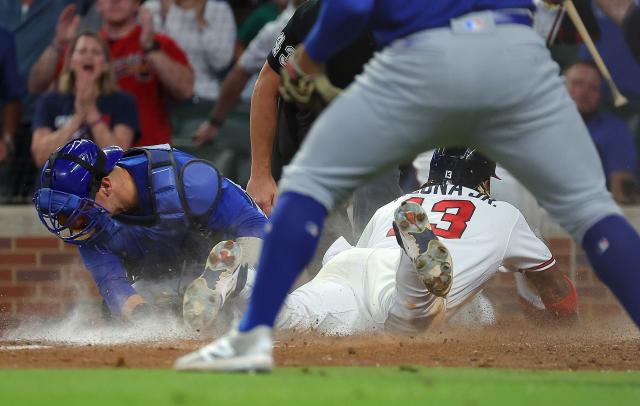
[28,0,194,146]
[146,0,236,101]
[31,31,139,167]
[0,1,96,202]
[0,27,23,166]
[235,0,287,59]
[565,60,638,204]
[579,1,640,105]
[192,1,297,146]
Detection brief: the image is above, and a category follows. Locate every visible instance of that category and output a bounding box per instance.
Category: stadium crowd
[1,0,640,212]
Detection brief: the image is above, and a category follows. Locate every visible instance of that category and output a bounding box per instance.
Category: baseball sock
[582,214,640,327]
[239,191,327,331]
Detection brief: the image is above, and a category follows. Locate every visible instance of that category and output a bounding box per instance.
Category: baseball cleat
[393,200,453,297]
[183,240,244,332]
[174,325,274,372]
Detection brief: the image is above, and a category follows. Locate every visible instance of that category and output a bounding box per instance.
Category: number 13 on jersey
[387,198,476,239]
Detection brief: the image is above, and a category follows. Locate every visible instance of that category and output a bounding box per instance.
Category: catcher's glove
[279,58,341,116]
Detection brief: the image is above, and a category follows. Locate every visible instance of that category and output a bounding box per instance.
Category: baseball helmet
[33,139,124,245]
[427,147,498,191]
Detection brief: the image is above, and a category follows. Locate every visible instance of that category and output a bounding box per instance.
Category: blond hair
[58,31,118,95]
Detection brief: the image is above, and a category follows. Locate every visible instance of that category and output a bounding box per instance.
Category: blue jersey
[304,0,535,62]
[78,147,268,315]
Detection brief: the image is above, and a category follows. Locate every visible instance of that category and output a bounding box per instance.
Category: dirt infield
[1,318,639,370]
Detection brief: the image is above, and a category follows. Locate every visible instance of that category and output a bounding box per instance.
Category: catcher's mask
[33,139,124,245]
[427,147,499,194]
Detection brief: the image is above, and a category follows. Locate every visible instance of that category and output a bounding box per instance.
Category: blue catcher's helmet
[33,139,124,245]
[427,147,498,191]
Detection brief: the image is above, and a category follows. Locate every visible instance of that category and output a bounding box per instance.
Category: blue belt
[491,10,534,27]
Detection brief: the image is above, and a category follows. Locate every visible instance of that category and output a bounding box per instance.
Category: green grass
[1,367,639,405]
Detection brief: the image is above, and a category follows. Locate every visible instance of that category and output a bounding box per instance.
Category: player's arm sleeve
[266,12,299,73]
[501,213,556,273]
[205,178,269,239]
[79,247,137,316]
[304,0,374,63]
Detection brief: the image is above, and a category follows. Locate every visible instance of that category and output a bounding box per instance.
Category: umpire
[246,0,403,263]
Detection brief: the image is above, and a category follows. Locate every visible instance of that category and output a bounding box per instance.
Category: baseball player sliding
[177,0,640,372]
[176,149,577,368]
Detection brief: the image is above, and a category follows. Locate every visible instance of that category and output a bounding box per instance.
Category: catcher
[176,148,577,369]
[33,139,267,323]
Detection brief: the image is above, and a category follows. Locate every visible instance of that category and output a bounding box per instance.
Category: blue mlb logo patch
[463,18,484,31]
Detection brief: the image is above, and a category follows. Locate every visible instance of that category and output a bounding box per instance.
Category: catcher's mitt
[279,58,341,116]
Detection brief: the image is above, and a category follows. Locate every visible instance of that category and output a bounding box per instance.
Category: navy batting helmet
[33,139,124,245]
[427,147,498,191]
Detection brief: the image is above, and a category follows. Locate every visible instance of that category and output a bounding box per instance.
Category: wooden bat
[564,0,628,107]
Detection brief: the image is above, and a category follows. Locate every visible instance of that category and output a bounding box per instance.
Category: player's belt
[491,10,534,27]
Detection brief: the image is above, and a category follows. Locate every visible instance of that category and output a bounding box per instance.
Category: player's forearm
[249,64,280,176]
[146,51,194,101]
[524,266,578,318]
[304,0,374,63]
[28,45,61,94]
[209,64,252,124]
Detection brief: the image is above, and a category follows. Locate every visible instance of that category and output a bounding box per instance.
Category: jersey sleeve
[205,178,268,239]
[79,246,137,316]
[304,0,374,63]
[501,212,556,273]
[266,9,300,73]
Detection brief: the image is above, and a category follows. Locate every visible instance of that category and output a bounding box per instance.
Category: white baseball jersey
[275,186,555,335]
[357,185,556,309]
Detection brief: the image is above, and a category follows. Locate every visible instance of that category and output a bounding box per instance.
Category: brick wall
[0,236,99,331]
[0,233,627,331]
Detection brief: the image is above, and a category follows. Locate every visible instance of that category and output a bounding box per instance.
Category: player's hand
[280,45,340,116]
[192,121,219,147]
[54,4,80,49]
[246,173,277,216]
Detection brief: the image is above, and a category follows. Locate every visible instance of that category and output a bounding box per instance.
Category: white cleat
[393,200,453,297]
[174,325,274,372]
[183,240,245,332]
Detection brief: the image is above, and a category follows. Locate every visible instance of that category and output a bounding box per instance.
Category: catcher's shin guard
[393,201,453,297]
